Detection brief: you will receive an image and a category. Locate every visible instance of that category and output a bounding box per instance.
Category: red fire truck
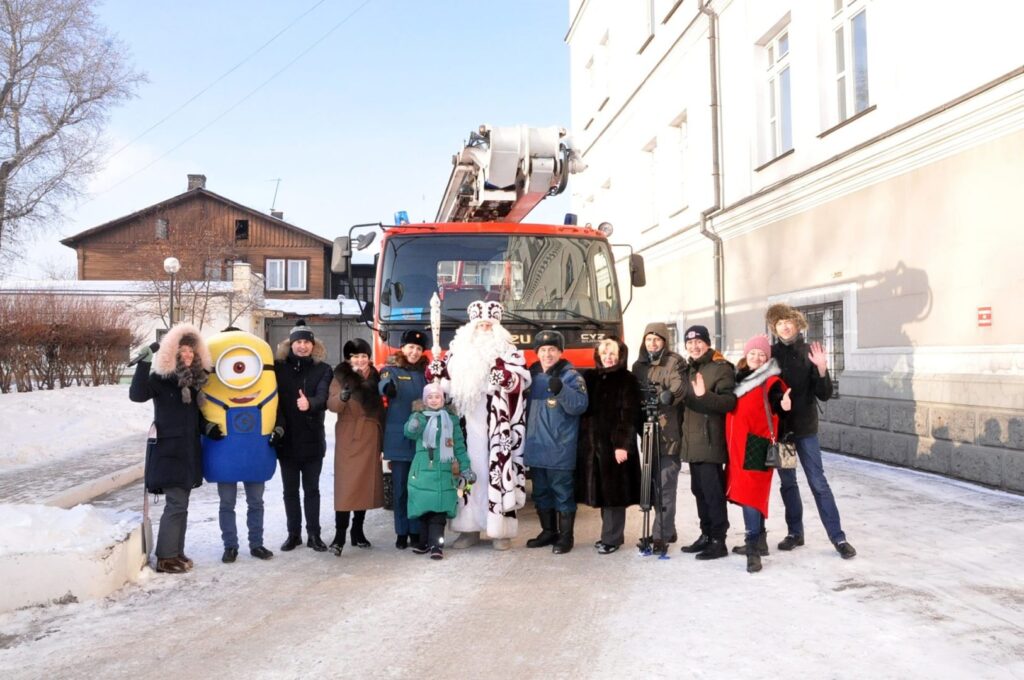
[332,125,645,368]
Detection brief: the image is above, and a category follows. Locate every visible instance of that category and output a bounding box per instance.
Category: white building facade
[567,0,1024,491]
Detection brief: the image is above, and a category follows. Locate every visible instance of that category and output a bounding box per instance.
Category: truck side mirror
[331,237,352,275]
[630,254,646,287]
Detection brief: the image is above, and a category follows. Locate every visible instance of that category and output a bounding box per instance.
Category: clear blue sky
[16,0,571,276]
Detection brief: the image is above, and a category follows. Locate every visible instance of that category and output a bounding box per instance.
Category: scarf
[174,357,207,404]
[778,333,800,346]
[422,408,455,463]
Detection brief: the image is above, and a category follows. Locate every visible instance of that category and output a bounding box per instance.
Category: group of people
[130,299,855,574]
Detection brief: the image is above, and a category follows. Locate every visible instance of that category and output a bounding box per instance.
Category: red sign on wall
[977,306,993,327]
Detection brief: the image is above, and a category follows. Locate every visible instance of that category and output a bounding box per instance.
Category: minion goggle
[214,344,275,390]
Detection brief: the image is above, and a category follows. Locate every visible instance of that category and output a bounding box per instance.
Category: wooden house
[61,175,334,299]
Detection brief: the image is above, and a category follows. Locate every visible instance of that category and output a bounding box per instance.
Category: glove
[204,423,225,440]
[129,341,161,366]
[460,470,477,485]
[547,376,563,395]
[340,388,352,402]
[383,381,397,398]
[268,426,284,447]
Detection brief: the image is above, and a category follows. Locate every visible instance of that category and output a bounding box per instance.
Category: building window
[265,259,285,291]
[287,259,308,292]
[766,28,793,158]
[234,219,249,241]
[155,218,169,240]
[833,1,869,122]
[266,258,308,292]
[796,300,844,398]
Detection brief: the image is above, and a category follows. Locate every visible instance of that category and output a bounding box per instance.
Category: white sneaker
[491,538,512,551]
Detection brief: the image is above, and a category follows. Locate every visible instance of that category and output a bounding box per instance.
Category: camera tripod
[637,409,669,559]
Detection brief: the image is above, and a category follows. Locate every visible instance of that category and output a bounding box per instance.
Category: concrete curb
[42,462,145,509]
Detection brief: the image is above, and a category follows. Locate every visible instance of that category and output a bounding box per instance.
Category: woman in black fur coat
[576,337,642,554]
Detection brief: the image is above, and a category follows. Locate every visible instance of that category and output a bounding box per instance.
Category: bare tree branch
[0,0,144,265]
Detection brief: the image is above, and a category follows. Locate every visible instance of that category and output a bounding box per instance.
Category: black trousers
[418,511,448,548]
[689,462,729,540]
[280,456,323,536]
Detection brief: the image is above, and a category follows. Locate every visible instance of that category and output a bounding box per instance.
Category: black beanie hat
[533,329,565,352]
[683,325,711,345]
[400,329,427,349]
[343,338,372,359]
[289,318,315,343]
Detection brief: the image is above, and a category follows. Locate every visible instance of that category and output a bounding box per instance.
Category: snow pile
[0,384,151,471]
[0,503,139,557]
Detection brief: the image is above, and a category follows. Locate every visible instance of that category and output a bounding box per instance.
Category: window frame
[832,1,870,124]
[265,259,286,292]
[286,258,309,293]
[766,28,793,159]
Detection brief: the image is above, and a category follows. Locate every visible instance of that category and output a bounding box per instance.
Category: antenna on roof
[269,178,282,210]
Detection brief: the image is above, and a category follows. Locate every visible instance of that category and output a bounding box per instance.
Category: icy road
[1,452,1022,679]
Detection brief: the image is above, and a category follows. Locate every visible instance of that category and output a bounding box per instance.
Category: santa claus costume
[429,301,531,547]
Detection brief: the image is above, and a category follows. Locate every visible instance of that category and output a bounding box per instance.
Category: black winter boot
[280,533,302,551]
[746,534,763,573]
[733,532,769,556]
[330,511,349,556]
[681,534,711,553]
[350,510,371,548]
[552,512,576,554]
[695,538,728,560]
[527,509,559,548]
[307,533,328,552]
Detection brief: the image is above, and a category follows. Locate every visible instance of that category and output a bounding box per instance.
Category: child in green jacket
[404,383,474,559]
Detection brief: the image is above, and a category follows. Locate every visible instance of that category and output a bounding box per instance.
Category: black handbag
[762,386,797,470]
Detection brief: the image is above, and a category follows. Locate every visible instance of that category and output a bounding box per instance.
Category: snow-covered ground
[0,385,151,471]
[0,505,139,557]
[0,387,1022,678]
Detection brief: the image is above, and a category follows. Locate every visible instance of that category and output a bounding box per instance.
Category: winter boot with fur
[552,512,576,555]
[527,509,559,548]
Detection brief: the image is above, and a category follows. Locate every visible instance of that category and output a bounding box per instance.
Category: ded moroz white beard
[446,320,515,415]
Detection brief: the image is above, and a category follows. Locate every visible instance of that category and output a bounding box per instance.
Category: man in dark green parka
[679,324,736,560]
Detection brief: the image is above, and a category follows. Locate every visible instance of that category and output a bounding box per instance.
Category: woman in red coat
[725,335,791,573]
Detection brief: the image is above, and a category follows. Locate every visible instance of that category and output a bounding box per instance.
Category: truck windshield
[379,234,622,324]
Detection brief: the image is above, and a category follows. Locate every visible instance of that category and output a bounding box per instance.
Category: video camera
[639,381,673,421]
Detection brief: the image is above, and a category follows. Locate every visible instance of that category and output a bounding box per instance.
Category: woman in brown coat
[327,338,385,555]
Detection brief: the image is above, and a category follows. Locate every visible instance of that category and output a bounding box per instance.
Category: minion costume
[200,328,280,562]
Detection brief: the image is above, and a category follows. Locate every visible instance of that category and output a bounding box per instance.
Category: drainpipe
[698,0,726,350]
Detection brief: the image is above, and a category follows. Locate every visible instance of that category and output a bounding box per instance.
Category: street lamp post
[163,256,180,327]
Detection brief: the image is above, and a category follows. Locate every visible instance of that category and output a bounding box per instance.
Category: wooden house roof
[61,187,333,248]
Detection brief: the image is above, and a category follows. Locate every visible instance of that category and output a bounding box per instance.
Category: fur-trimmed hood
[733,358,782,398]
[275,337,328,363]
[152,323,212,377]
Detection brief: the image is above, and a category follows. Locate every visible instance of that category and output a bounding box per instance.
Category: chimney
[187,174,207,191]
[271,210,284,219]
